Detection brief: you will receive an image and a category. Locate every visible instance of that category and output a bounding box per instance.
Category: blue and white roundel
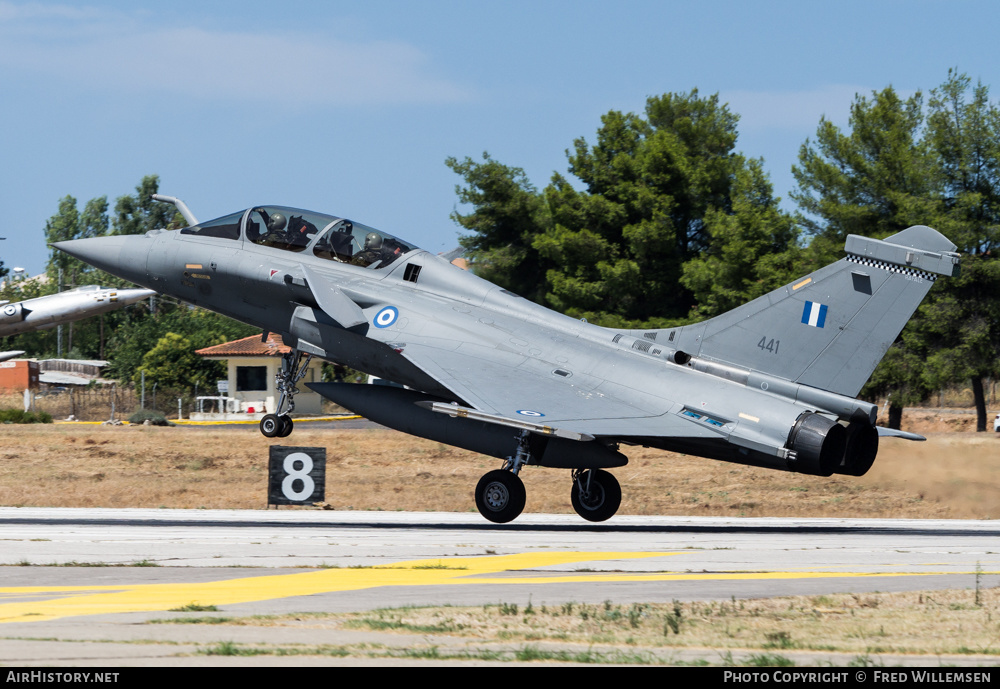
[516,409,545,417]
[373,306,399,328]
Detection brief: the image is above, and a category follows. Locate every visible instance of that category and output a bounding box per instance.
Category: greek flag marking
[801,301,828,328]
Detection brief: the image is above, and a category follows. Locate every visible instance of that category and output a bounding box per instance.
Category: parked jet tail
[661,226,960,399]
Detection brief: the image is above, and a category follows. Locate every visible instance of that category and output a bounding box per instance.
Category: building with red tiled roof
[195,332,323,415]
[194,332,293,358]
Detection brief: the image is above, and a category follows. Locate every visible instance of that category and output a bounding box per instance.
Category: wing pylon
[416,401,595,441]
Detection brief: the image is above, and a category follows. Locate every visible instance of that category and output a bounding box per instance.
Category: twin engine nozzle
[786,412,878,477]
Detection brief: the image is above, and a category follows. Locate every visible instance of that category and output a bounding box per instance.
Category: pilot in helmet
[267,212,287,233]
[352,232,387,267]
[250,208,288,246]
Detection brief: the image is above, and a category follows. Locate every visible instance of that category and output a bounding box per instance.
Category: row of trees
[449,71,1000,430]
[448,91,800,327]
[795,73,1000,430]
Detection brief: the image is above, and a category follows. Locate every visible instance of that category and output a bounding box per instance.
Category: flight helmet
[267,212,287,232]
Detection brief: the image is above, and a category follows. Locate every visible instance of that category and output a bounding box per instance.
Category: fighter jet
[0,285,155,359]
[54,198,960,523]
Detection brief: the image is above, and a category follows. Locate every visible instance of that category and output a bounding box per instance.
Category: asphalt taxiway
[3,508,999,604]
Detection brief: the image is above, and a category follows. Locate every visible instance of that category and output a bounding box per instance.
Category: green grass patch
[169,603,218,612]
[150,616,234,625]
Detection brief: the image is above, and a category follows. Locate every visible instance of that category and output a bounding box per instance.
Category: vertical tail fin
[664,226,960,398]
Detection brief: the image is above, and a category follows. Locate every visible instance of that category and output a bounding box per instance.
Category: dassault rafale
[54,195,960,523]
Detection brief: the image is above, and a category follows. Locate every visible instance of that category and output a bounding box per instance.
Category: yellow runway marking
[0,552,982,624]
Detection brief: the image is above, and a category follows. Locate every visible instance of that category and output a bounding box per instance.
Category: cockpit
[179,206,418,269]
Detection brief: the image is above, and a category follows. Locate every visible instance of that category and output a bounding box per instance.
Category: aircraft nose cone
[114,288,157,304]
[53,236,127,274]
[53,235,149,286]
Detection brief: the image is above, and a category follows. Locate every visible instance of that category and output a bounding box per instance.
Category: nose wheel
[571,469,621,522]
[260,413,293,438]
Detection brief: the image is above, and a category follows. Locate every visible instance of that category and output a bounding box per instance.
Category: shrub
[0,409,53,424]
[127,409,173,426]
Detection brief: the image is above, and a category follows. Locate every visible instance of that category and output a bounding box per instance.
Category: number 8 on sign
[282,452,315,501]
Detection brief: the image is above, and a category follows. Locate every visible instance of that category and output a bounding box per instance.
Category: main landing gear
[473,432,622,524]
[475,470,526,524]
[570,468,621,523]
[475,432,530,523]
[259,348,312,439]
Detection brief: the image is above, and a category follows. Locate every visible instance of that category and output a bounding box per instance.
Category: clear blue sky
[2,0,998,278]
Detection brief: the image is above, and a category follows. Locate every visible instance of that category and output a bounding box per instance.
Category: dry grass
[323,588,1000,656]
[0,408,998,518]
[148,588,1000,661]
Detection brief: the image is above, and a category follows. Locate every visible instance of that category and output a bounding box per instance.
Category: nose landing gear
[259,348,311,438]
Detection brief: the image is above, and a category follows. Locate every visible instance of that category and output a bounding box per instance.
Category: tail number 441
[757,337,780,354]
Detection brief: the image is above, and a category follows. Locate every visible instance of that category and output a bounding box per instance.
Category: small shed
[195,333,323,415]
[38,359,111,388]
[0,360,39,390]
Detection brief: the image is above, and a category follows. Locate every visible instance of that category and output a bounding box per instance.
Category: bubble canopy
[179,206,419,269]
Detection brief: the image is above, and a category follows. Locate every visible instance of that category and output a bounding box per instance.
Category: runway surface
[2,508,999,666]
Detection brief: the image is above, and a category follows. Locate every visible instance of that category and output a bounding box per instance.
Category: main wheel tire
[571,469,622,522]
[277,415,294,438]
[260,414,282,438]
[475,470,526,524]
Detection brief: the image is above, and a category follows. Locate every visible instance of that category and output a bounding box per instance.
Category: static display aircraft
[0,285,155,360]
[54,197,960,523]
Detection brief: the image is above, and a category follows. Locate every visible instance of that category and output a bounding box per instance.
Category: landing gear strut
[474,431,530,523]
[259,348,311,439]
